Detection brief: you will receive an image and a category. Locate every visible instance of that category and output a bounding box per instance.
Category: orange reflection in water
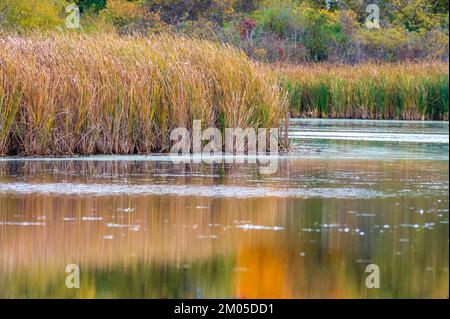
[0,159,448,298]
[235,244,291,299]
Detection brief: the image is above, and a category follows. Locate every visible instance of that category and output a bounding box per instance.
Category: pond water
[0,119,448,298]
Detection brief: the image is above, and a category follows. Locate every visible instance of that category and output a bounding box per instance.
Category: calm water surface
[0,119,448,298]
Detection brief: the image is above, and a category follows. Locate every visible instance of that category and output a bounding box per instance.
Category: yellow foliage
[0,0,69,30]
[99,0,145,29]
[359,27,409,50]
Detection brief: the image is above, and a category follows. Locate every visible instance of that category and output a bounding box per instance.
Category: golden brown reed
[0,32,286,156]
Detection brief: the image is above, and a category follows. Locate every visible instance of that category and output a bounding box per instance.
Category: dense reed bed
[0,33,286,156]
[0,33,448,157]
[279,62,449,120]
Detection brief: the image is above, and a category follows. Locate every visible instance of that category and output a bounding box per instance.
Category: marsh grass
[0,32,286,156]
[0,33,447,157]
[279,62,449,120]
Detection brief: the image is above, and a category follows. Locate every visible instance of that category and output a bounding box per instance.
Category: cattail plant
[0,32,287,156]
[278,62,449,120]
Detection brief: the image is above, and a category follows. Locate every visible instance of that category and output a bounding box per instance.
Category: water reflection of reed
[0,159,447,192]
[0,193,447,298]
[0,158,448,298]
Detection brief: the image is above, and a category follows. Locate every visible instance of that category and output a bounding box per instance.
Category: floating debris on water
[82,217,103,221]
[0,182,389,199]
[117,208,135,213]
[197,235,218,239]
[0,221,45,226]
[237,224,284,231]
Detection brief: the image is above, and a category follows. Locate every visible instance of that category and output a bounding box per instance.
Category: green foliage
[254,4,295,37]
[0,0,69,30]
[247,0,448,62]
[381,0,449,32]
[250,1,347,61]
[99,0,145,31]
[299,4,345,61]
[75,0,107,13]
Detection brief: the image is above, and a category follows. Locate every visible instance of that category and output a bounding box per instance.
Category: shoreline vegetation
[279,62,449,121]
[0,33,449,157]
[0,33,286,156]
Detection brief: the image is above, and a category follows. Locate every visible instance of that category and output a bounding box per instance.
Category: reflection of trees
[0,159,448,298]
[0,193,448,298]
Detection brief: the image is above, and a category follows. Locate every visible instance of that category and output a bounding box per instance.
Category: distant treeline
[0,0,449,63]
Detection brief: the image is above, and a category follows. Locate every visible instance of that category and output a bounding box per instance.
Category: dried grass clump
[0,32,286,156]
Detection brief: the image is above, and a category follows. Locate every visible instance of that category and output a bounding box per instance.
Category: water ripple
[0,182,387,199]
